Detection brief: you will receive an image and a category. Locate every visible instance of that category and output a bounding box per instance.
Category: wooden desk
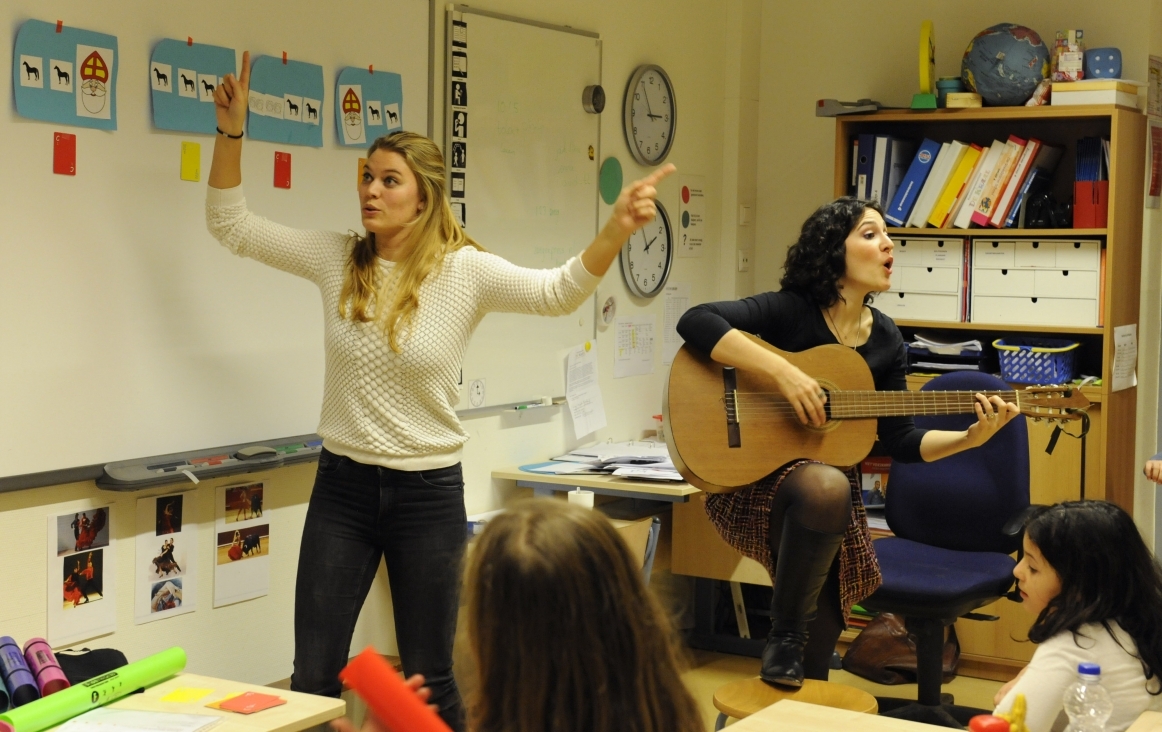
[492,467,699,503]
[63,673,346,732]
[727,699,944,731]
[1130,711,1162,732]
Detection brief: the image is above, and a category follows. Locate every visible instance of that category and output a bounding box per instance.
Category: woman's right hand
[328,675,436,732]
[1145,459,1162,483]
[213,50,251,136]
[770,359,827,427]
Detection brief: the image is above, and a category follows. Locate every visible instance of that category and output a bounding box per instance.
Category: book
[870,135,891,205]
[1051,79,1142,108]
[971,135,1026,226]
[851,138,859,193]
[952,140,1006,228]
[906,142,958,228]
[1003,145,1063,227]
[990,138,1042,227]
[945,147,991,228]
[928,143,982,228]
[883,139,916,209]
[885,138,941,226]
[856,133,876,199]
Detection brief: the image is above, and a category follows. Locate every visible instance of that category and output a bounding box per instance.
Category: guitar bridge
[723,367,741,448]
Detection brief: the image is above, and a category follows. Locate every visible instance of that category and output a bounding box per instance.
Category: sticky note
[180,141,200,182]
[161,687,214,703]
[53,131,76,175]
[358,157,366,186]
[205,691,244,709]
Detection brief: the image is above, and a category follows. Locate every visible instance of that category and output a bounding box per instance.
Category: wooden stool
[712,677,878,730]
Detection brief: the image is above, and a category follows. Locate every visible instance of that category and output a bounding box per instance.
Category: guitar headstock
[1017,385,1091,422]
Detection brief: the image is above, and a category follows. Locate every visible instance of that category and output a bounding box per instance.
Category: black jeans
[290,448,468,732]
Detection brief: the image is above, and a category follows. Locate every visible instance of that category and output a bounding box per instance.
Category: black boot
[761,518,845,688]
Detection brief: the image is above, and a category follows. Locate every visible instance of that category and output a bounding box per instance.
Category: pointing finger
[238,50,251,87]
[643,163,677,187]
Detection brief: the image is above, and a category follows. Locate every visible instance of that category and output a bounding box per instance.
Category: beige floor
[681,647,1005,730]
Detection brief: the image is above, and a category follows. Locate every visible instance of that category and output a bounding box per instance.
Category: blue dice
[1085,48,1122,79]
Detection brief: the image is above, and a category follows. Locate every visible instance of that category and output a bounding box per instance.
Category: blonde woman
[209,53,673,731]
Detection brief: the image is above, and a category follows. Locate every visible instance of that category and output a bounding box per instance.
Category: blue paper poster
[150,39,236,135]
[335,67,404,147]
[13,20,118,130]
[246,55,324,148]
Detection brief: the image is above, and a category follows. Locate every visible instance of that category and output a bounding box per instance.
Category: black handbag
[55,647,129,685]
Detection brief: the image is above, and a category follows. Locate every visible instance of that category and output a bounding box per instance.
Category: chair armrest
[1002,505,1045,538]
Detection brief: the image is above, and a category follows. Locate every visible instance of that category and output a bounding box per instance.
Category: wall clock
[623,64,676,165]
[620,201,673,298]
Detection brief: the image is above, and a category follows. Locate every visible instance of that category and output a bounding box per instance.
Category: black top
[676,290,927,463]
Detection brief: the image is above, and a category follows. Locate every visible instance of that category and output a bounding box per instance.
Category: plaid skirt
[704,460,881,620]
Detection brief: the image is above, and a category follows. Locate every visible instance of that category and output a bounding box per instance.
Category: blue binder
[885,138,941,226]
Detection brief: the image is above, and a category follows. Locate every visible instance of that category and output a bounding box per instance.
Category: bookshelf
[835,104,1146,676]
[835,104,1145,512]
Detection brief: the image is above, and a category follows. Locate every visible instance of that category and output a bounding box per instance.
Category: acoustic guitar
[662,334,1090,493]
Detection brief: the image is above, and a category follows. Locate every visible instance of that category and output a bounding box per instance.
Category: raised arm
[579,164,676,276]
[209,50,251,190]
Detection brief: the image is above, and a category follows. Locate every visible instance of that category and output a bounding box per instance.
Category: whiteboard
[445,8,601,407]
[0,0,430,480]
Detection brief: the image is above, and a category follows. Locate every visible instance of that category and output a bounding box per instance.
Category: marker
[514,404,547,411]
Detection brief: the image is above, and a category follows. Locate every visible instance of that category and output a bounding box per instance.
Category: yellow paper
[206,691,245,709]
[161,687,214,703]
[180,142,201,182]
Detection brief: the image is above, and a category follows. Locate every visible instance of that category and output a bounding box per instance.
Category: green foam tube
[0,647,186,732]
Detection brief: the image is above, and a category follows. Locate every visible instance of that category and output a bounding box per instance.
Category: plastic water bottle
[1062,662,1113,732]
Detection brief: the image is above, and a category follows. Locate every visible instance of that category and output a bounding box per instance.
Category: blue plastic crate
[992,338,1079,384]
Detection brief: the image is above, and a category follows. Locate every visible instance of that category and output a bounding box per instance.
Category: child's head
[465,499,702,732]
[1021,501,1162,652]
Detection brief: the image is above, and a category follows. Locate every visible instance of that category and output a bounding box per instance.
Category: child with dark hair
[332,499,703,732]
[675,197,1019,687]
[994,500,1162,731]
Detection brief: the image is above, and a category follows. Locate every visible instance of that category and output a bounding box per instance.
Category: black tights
[769,463,852,680]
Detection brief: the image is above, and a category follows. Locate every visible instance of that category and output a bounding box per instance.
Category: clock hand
[641,82,662,120]
[643,235,657,253]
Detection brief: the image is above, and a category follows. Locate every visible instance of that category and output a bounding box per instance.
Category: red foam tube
[338,648,451,732]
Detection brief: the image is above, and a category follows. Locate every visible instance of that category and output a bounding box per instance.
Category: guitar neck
[829,390,1018,419]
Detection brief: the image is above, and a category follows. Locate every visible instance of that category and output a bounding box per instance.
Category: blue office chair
[859,371,1034,707]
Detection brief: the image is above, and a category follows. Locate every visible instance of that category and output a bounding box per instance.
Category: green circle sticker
[599,157,623,205]
[682,211,690,228]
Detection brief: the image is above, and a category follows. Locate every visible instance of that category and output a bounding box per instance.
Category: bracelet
[216,127,243,139]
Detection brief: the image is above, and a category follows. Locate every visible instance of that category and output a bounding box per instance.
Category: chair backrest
[884,371,1029,554]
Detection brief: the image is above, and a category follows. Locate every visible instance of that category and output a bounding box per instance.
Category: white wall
[0,0,735,683]
[756,0,1162,545]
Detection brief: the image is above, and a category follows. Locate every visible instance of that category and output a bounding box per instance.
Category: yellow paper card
[181,142,201,182]
[161,687,214,703]
[206,691,245,709]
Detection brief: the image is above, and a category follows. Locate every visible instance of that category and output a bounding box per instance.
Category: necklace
[824,306,863,349]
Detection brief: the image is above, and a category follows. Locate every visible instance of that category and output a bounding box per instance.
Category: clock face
[620,202,674,298]
[624,65,676,165]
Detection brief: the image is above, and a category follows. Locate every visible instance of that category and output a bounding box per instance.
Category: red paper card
[274,151,291,188]
[216,692,287,714]
[53,132,76,175]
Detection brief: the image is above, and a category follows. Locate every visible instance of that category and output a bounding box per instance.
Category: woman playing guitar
[675,198,1019,688]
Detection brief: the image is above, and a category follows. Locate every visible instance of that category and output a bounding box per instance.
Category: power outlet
[737,250,752,272]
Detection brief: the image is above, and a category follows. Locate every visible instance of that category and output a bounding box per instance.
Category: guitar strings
[728,390,1024,419]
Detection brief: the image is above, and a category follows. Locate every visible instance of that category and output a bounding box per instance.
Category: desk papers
[58,709,221,732]
[566,343,607,437]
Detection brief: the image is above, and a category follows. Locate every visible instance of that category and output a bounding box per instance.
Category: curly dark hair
[1025,500,1162,693]
[779,197,885,308]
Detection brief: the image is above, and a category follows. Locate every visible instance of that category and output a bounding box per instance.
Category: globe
[961,23,1049,106]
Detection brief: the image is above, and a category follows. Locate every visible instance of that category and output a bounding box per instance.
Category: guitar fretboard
[829,389,1017,418]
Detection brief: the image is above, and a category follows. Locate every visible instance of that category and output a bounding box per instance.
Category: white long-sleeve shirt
[206,185,599,471]
[995,621,1162,732]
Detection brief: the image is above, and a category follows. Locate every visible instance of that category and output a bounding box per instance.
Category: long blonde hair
[339,132,482,351]
[465,500,703,732]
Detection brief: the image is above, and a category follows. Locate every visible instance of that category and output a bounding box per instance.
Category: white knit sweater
[206,185,600,471]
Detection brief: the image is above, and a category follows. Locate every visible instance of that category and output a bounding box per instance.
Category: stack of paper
[909,334,983,354]
[535,441,683,482]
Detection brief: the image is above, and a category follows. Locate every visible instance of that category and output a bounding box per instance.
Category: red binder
[1073,180,1109,228]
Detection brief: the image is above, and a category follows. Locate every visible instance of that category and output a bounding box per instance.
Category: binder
[856,134,876,200]
[928,144,982,228]
[884,138,941,226]
[990,138,1041,227]
[906,142,956,228]
[971,135,1026,226]
[952,140,1006,228]
[1003,145,1063,227]
[883,139,916,209]
[870,135,891,205]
